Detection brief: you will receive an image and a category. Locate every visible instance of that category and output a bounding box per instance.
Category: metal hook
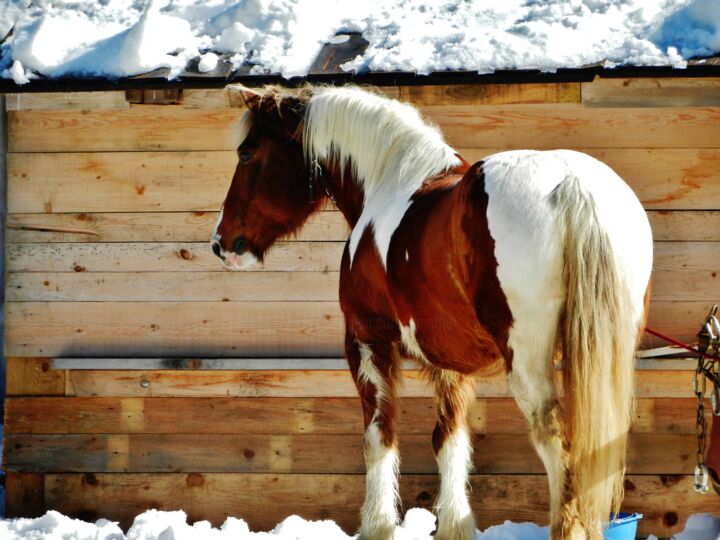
[694,464,709,493]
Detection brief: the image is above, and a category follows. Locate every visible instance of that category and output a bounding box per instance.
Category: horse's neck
[321,162,366,228]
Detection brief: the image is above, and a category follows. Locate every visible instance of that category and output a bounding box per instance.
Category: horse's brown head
[211,85,319,269]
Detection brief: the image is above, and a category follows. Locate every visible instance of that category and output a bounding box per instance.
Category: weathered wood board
[5,79,720,535]
[13,472,709,537]
[8,149,720,212]
[4,396,706,435]
[2,432,697,475]
[9,105,720,152]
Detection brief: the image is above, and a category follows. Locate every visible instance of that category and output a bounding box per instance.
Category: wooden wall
[3,78,720,536]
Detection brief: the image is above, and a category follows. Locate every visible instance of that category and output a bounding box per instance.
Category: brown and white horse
[211,85,653,540]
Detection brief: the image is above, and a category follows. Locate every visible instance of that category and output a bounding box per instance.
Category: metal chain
[694,305,720,493]
[694,354,709,493]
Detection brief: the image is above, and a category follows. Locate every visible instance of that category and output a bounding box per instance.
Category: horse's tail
[554,175,638,537]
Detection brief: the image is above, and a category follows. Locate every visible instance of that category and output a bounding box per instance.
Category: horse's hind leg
[431,369,476,540]
[347,336,400,540]
[508,351,583,540]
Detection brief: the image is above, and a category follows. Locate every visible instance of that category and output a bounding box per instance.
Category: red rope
[644,326,720,362]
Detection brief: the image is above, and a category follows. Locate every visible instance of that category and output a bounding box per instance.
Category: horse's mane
[303,86,461,198]
[228,84,461,265]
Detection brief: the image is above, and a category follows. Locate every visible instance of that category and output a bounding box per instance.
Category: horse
[211,84,653,540]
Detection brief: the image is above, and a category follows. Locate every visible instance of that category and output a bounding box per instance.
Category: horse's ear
[226,84,264,110]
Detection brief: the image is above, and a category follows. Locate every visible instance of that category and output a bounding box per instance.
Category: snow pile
[2,509,719,540]
[0,509,544,540]
[2,0,720,84]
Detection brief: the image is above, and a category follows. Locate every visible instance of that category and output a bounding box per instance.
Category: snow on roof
[1,0,719,88]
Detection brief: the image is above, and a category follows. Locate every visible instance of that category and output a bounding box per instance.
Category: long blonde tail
[554,176,638,538]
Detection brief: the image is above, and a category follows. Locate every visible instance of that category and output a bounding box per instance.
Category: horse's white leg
[347,338,400,540]
[431,369,476,540]
[507,339,583,540]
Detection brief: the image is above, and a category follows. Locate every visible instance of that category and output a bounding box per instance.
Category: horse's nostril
[211,242,223,259]
[232,236,248,255]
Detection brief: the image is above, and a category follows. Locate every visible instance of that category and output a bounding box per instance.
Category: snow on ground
[1,0,720,84]
[0,509,718,540]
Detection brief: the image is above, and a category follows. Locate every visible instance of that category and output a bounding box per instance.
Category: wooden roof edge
[2,62,720,94]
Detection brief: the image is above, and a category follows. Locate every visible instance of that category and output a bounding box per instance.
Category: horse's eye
[238,150,252,163]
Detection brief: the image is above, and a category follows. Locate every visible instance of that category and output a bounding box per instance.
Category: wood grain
[7,151,236,213]
[4,92,130,111]
[648,211,720,241]
[6,357,66,396]
[4,472,45,518]
[6,302,345,358]
[399,83,580,105]
[40,473,713,536]
[651,242,720,301]
[6,211,349,243]
[4,241,715,306]
[10,104,720,153]
[582,77,720,107]
[3,432,694,475]
[6,397,702,435]
[8,107,246,152]
[10,210,714,243]
[9,149,720,212]
[6,241,345,272]
[425,104,720,149]
[52,367,694,398]
[7,272,340,302]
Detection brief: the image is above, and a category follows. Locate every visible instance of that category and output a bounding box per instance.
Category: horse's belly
[397,313,505,375]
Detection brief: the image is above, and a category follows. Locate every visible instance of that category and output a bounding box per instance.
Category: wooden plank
[9,104,720,153]
[582,77,720,107]
[650,242,720,301]
[424,104,720,149]
[15,210,710,243]
[6,357,65,396]
[181,89,229,109]
[3,300,709,358]
[5,240,715,302]
[7,272,340,302]
[9,149,720,213]
[4,92,130,111]
[58,368,694,398]
[5,302,345,358]
[6,211,349,243]
[648,211,720,241]
[644,301,720,348]
[8,107,246,152]
[7,151,236,213]
[7,397,700,436]
[2,432,694,475]
[4,472,45,518]
[5,210,717,244]
[40,473,716,536]
[6,241,344,272]
[400,83,581,105]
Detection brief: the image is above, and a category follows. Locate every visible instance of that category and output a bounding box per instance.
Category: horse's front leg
[347,334,401,540]
[431,369,476,540]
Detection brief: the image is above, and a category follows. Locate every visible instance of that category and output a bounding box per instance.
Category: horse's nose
[232,236,248,255]
[211,242,224,260]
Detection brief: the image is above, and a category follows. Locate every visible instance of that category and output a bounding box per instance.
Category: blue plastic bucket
[604,513,643,540]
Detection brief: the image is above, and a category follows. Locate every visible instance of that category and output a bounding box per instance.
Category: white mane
[303,86,461,266]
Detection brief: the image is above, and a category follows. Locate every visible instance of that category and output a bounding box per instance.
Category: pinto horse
[211,85,653,540]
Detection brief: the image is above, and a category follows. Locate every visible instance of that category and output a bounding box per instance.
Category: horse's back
[478,149,652,340]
